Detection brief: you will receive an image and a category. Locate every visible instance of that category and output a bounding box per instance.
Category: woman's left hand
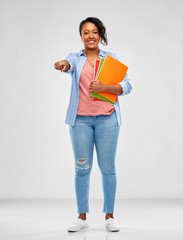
[89,80,105,92]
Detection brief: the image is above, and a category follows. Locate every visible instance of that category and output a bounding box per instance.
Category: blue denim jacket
[64,49,132,126]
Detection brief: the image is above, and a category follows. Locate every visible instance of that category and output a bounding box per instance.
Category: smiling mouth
[88,40,96,45]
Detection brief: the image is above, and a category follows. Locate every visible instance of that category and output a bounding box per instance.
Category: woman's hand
[89,80,105,92]
[54,60,70,72]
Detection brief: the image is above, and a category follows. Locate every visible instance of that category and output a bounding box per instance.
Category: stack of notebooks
[92,55,128,104]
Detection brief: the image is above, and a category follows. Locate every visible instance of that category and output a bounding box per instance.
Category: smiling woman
[79,17,108,46]
[54,17,132,232]
[80,22,101,67]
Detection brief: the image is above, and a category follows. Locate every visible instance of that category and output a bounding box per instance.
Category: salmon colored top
[77,60,115,116]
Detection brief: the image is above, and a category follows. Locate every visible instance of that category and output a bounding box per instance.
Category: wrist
[65,60,70,71]
[102,84,108,92]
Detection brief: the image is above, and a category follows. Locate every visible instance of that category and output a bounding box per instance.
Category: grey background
[0,0,183,199]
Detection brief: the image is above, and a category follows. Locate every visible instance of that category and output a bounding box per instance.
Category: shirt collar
[78,49,107,58]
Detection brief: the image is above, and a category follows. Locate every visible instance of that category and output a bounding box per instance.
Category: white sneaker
[68,218,89,232]
[105,218,120,232]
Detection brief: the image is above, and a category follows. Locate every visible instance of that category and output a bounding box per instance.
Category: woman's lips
[88,40,95,45]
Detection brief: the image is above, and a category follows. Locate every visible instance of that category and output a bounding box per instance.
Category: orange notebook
[96,55,128,103]
[92,59,117,103]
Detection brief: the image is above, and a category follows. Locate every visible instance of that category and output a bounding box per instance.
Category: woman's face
[81,22,100,50]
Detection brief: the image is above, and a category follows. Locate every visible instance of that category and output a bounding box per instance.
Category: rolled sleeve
[108,53,132,96]
[118,73,132,96]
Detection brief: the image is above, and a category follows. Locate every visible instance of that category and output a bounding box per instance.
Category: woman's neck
[84,48,100,57]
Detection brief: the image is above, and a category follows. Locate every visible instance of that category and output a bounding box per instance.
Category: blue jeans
[69,111,120,214]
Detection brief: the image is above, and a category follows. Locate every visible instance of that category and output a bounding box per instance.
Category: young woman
[54,17,132,232]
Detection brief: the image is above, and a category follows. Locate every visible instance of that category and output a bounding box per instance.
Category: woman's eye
[93,32,98,34]
[84,32,89,35]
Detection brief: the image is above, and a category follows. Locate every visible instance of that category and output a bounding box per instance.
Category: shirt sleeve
[118,72,132,96]
[109,52,132,96]
[64,53,75,74]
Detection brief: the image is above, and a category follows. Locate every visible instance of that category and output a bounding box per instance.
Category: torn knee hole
[77,158,88,165]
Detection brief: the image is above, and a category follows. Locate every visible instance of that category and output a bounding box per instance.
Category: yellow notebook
[96,55,128,103]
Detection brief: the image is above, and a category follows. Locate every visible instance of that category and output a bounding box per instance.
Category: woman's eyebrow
[83,28,98,32]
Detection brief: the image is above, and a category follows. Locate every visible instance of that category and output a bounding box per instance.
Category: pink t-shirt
[77,60,115,116]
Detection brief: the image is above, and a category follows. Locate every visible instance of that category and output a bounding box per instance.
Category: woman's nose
[89,32,93,38]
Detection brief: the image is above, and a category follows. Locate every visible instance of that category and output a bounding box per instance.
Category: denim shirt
[64,49,132,126]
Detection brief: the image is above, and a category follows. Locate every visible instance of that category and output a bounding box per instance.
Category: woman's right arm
[54,60,70,72]
[54,53,76,74]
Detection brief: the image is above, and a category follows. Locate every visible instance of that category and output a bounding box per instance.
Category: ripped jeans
[69,111,120,214]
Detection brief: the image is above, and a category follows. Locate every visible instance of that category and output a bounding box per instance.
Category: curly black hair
[79,17,108,46]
